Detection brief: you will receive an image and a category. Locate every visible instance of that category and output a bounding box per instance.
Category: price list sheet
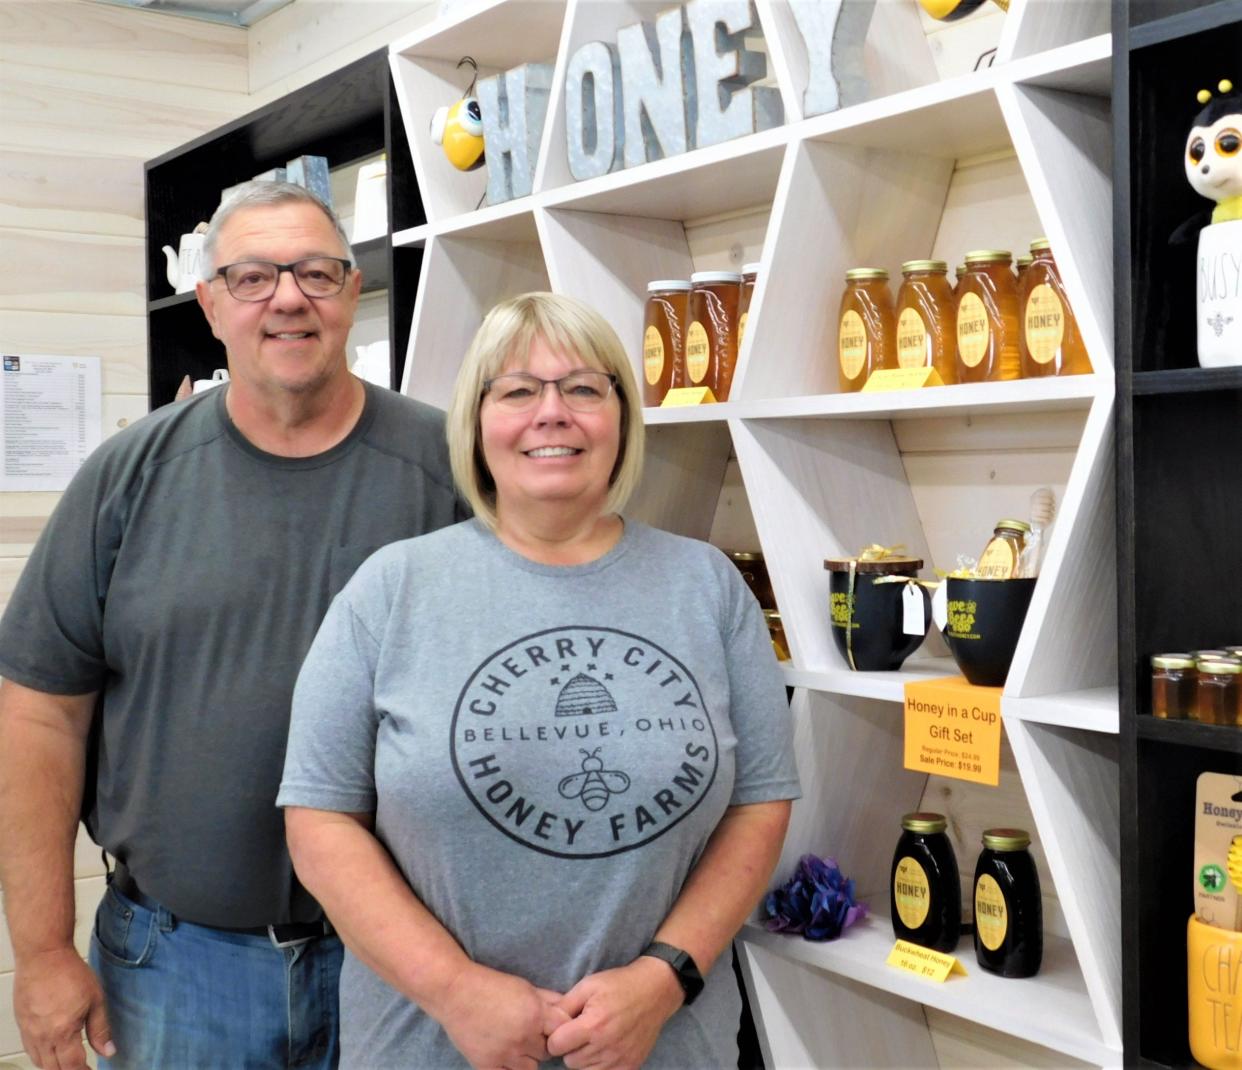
[2,355,102,491]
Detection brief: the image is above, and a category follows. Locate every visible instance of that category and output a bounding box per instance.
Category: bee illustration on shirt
[558,748,631,812]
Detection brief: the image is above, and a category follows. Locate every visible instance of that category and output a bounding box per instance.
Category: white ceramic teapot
[162,226,208,294]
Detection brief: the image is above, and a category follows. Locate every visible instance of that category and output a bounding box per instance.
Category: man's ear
[196,279,223,342]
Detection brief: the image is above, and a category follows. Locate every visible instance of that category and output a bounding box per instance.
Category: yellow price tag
[660,386,718,407]
[861,367,945,392]
[903,675,1002,786]
[886,939,968,982]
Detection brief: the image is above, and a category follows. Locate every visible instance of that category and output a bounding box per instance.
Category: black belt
[110,868,333,949]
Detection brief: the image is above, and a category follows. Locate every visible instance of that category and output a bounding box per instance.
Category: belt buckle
[267,923,318,950]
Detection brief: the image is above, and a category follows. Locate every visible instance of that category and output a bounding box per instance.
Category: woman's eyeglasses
[483,370,618,413]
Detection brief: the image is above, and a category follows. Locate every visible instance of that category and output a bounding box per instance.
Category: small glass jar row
[836,240,1092,393]
[1151,650,1242,725]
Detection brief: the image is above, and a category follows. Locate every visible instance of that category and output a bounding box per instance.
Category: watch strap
[640,940,705,1006]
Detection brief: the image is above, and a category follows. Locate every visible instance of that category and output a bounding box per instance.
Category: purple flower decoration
[762,854,869,941]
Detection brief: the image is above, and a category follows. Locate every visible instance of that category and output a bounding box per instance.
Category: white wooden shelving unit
[390,1,1120,1065]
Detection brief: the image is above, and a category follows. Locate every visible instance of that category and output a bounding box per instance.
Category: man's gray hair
[200,181,355,280]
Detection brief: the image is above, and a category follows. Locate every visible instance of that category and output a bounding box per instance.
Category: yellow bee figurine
[430,96,485,172]
[1186,79,1242,224]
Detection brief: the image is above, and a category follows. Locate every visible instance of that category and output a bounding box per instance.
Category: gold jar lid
[901,812,947,834]
[995,519,1032,534]
[1152,654,1196,670]
[845,267,889,281]
[964,249,1013,264]
[1195,649,1230,657]
[1030,238,1052,252]
[762,609,782,623]
[726,550,764,563]
[955,264,966,276]
[983,828,1031,851]
[1198,656,1242,674]
[1016,255,1033,268]
[901,259,948,274]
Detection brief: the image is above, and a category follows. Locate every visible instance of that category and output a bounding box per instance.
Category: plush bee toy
[430,95,485,172]
[1174,79,1242,241]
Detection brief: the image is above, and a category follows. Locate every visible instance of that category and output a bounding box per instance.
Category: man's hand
[436,960,568,1070]
[546,957,684,1070]
[14,947,114,1070]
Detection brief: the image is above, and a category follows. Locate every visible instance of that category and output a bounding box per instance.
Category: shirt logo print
[451,626,718,859]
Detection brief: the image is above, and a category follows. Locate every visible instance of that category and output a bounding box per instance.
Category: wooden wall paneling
[920,7,1005,81]
[0,0,247,91]
[402,228,548,408]
[681,206,769,274]
[706,459,760,551]
[930,150,1044,274]
[998,81,1114,370]
[249,0,436,101]
[743,138,952,401]
[0,62,249,160]
[0,492,58,559]
[996,0,1110,64]
[731,415,936,672]
[0,310,146,394]
[627,424,731,542]
[0,229,144,316]
[1006,394,1116,698]
[739,942,938,1070]
[0,150,142,238]
[1006,719,1123,1050]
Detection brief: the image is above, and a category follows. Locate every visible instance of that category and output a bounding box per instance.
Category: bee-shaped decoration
[1187,79,1242,222]
[1174,78,1242,368]
[557,748,631,812]
[429,57,485,172]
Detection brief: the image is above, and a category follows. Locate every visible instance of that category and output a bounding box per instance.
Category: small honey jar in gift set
[956,250,1022,383]
[642,280,690,406]
[686,271,741,401]
[895,260,957,384]
[838,268,896,392]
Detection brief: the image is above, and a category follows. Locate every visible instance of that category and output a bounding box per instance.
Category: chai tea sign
[563,0,876,182]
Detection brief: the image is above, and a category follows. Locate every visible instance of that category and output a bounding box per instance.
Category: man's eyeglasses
[483,370,618,413]
[213,258,353,302]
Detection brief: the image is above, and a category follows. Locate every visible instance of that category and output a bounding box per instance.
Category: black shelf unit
[1116,2,1242,1067]
[143,48,423,409]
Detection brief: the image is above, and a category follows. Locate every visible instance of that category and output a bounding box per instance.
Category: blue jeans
[89,883,342,1069]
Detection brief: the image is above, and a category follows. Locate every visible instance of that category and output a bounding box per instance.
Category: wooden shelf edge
[781,658,959,704]
[738,921,1122,1067]
[1128,0,1242,49]
[1134,715,1242,753]
[1132,366,1242,395]
[1004,687,1120,734]
[148,292,198,313]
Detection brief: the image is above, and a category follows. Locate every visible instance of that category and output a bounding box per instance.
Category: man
[0,182,466,1069]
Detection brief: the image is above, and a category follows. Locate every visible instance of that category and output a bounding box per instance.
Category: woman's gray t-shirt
[278,518,800,1069]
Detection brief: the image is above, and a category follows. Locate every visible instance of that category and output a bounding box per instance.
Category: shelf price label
[661,386,718,407]
[861,367,944,392]
[886,939,967,982]
[903,675,1002,786]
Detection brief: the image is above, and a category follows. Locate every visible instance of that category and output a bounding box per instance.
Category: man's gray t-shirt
[0,381,466,927]
[279,518,800,1069]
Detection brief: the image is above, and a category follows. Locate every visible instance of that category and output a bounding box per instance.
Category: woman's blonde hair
[447,292,645,530]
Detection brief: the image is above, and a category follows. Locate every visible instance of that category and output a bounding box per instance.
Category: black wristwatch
[640,941,705,1006]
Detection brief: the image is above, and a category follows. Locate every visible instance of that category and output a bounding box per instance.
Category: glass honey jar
[977,519,1031,579]
[956,250,1021,383]
[738,263,759,355]
[953,264,966,297]
[973,828,1042,978]
[764,609,790,662]
[687,271,741,402]
[1151,654,1197,720]
[1020,239,1092,378]
[1196,656,1242,726]
[838,268,896,393]
[895,260,957,384]
[1014,254,1032,283]
[642,280,690,406]
[891,812,961,953]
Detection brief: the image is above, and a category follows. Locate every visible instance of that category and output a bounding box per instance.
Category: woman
[279,292,799,1069]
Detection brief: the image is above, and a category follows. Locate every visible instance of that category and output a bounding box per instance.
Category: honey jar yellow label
[643,326,665,385]
[957,293,990,368]
[685,321,710,384]
[975,874,1007,950]
[894,856,931,929]
[839,310,867,381]
[738,311,748,352]
[976,538,1018,579]
[897,308,928,369]
[1024,284,1064,365]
